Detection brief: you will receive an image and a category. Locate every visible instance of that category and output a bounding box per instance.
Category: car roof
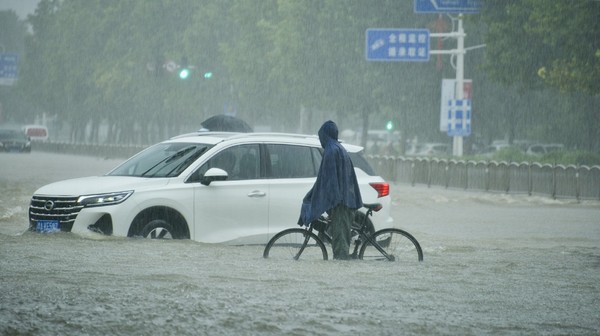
[168,131,364,153]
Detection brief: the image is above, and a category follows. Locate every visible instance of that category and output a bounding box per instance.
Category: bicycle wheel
[263,228,328,260]
[358,228,423,262]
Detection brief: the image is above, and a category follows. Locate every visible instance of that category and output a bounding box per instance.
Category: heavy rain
[1,1,600,335]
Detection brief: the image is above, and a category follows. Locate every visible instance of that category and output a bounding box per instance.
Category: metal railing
[368,155,600,201]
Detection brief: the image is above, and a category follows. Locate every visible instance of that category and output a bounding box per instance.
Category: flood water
[1,152,599,335]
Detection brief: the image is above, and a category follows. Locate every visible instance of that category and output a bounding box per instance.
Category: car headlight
[77,191,134,207]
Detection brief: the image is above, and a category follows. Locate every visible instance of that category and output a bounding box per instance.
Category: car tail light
[369,182,389,198]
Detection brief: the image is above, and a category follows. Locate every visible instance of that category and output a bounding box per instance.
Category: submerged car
[29,132,393,244]
[0,129,31,153]
[415,142,450,157]
[526,143,565,156]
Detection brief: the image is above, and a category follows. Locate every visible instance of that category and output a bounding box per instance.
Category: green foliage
[480,0,600,95]
[468,148,600,166]
[469,147,530,163]
[10,0,447,143]
[0,10,28,121]
[1,0,598,152]
[539,150,600,166]
[494,147,531,163]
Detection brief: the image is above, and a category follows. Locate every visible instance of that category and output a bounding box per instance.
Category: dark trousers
[329,204,354,260]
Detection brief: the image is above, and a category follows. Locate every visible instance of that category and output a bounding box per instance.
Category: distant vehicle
[29,131,393,244]
[346,129,400,149]
[404,142,423,156]
[415,143,450,157]
[490,139,531,150]
[478,143,512,157]
[526,143,564,156]
[22,125,49,141]
[0,128,31,153]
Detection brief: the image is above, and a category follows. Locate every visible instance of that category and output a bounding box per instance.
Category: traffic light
[178,57,190,80]
[179,68,191,79]
[176,56,212,80]
[386,120,393,131]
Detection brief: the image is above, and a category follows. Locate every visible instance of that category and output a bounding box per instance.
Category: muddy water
[1,152,599,335]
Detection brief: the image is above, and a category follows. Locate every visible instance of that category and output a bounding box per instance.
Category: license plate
[36,220,60,233]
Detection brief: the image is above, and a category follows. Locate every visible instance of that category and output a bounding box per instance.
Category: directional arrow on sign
[414,0,480,14]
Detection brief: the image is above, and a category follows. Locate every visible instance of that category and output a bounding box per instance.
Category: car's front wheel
[140,219,174,239]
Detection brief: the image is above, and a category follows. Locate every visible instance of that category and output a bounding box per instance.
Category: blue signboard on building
[415,0,481,14]
[366,29,430,62]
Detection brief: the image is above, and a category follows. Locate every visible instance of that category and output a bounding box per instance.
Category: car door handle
[247,190,266,198]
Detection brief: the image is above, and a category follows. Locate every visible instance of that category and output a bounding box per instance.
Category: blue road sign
[447,99,471,137]
[0,53,18,78]
[415,0,481,14]
[366,29,430,62]
[0,53,19,85]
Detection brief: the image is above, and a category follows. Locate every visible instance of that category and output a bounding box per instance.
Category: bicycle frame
[294,226,316,260]
[349,208,395,261]
[312,205,395,261]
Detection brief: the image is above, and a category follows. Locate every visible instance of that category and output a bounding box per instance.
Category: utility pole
[455,15,465,157]
[430,15,466,156]
[415,0,481,157]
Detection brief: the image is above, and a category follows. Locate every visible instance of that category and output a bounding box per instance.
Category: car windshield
[109,142,212,177]
[0,130,27,140]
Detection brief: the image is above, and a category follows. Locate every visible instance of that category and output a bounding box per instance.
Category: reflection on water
[1,152,599,335]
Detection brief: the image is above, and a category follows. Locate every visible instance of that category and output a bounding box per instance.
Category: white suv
[29,132,393,244]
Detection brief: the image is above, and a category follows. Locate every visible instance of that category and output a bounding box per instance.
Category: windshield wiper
[164,147,207,177]
[140,145,197,177]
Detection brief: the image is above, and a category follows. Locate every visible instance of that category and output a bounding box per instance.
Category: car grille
[29,196,84,232]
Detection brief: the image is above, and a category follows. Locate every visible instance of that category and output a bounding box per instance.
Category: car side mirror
[201,167,228,186]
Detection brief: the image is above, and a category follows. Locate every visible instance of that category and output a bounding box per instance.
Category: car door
[265,144,321,238]
[191,144,269,244]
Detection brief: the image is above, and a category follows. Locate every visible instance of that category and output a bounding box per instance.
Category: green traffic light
[386,120,393,131]
[179,68,190,79]
[204,72,213,79]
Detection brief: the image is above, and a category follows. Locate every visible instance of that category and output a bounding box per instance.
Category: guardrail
[368,155,600,201]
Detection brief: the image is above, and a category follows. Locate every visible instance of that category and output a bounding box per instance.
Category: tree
[480,0,600,95]
[0,10,29,122]
[13,0,596,151]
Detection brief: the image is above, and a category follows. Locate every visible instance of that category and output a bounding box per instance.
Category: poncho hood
[298,120,363,225]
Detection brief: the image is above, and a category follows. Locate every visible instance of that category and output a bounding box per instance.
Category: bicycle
[263,203,423,262]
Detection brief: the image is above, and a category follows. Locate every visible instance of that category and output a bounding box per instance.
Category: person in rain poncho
[298,120,363,260]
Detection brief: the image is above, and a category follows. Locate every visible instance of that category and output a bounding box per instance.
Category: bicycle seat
[362,203,382,212]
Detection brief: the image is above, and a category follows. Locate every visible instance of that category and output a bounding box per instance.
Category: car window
[348,152,376,176]
[109,143,210,177]
[311,147,322,171]
[191,144,260,182]
[530,145,545,154]
[266,144,318,178]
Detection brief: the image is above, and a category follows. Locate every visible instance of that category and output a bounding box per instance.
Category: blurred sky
[0,0,40,20]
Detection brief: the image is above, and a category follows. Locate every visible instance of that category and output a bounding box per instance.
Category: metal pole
[453,15,465,157]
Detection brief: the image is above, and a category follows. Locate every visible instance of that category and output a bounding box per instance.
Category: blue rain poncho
[298,121,363,226]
